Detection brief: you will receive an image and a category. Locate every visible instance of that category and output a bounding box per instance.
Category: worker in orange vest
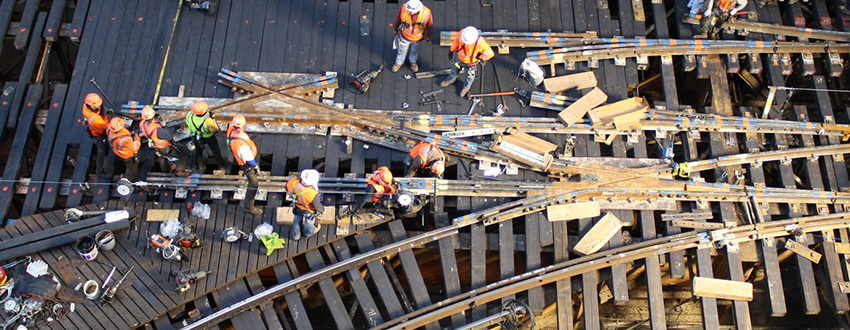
[82,93,111,177]
[390,0,433,73]
[107,117,141,182]
[347,166,397,216]
[186,101,232,173]
[286,169,325,240]
[405,141,446,179]
[440,26,495,97]
[227,114,263,215]
[138,106,187,176]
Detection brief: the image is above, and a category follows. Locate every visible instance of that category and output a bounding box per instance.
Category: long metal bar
[724,19,850,42]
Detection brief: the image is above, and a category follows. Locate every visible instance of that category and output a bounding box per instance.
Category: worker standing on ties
[138,106,186,176]
[82,93,111,178]
[227,114,263,215]
[390,0,433,73]
[287,169,324,241]
[690,0,748,38]
[186,101,231,173]
[439,26,495,97]
[106,117,141,183]
[348,166,397,215]
[405,141,446,179]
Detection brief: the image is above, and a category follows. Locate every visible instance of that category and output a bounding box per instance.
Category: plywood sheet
[543,71,598,93]
[558,87,607,126]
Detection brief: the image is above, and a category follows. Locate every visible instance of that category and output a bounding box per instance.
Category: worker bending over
[686,0,747,37]
[227,115,263,215]
[348,166,397,215]
[107,118,140,183]
[286,169,324,241]
[406,141,446,179]
[390,0,433,73]
[82,93,111,178]
[138,106,187,176]
[440,26,494,97]
[186,101,231,173]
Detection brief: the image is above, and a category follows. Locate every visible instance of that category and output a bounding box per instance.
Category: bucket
[76,236,99,261]
[83,280,99,299]
[95,230,115,251]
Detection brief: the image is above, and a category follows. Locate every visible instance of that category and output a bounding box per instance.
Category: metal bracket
[785,239,822,263]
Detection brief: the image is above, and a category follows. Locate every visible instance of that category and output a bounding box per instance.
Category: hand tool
[351,65,384,94]
[98,266,133,305]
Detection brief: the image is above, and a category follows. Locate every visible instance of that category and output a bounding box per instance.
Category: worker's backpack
[520,58,545,86]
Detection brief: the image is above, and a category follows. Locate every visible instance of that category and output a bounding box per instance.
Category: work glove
[447,50,453,60]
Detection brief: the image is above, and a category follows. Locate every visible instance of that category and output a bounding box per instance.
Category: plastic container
[76,236,98,261]
[95,230,115,251]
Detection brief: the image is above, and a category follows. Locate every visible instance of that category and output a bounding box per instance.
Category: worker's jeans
[394,35,419,66]
[291,211,318,240]
[92,134,111,178]
[687,0,706,16]
[191,135,231,173]
[119,156,139,182]
[242,165,259,207]
[444,57,477,89]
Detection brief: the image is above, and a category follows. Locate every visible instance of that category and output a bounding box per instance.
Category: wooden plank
[525,215,544,314]
[214,279,265,330]
[68,0,92,41]
[387,221,439,330]
[558,87,607,126]
[44,0,68,41]
[304,249,354,330]
[553,220,573,330]
[574,212,622,256]
[544,71,598,93]
[20,84,67,216]
[470,222,487,320]
[246,273,284,330]
[0,84,43,221]
[785,240,822,264]
[692,277,754,301]
[272,262,312,330]
[6,13,45,130]
[12,0,40,50]
[547,201,600,221]
[438,236,466,327]
[146,209,181,222]
[332,239,384,327]
[353,233,405,319]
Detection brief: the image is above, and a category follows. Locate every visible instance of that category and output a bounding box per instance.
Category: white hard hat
[406,0,422,13]
[299,169,320,188]
[460,26,479,45]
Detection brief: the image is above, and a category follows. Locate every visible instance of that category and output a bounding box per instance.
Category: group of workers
[685,0,748,37]
[82,90,448,240]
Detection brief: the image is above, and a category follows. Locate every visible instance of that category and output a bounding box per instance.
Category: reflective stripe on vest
[186,113,214,138]
[399,7,429,42]
[227,127,257,166]
[140,119,171,149]
[83,104,108,136]
[109,131,136,159]
[292,184,319,212]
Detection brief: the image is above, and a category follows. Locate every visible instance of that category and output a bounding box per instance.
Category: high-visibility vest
[409,141,444,169]
[399,6,431,42]
[108,128,139,160]
[139,119,172,149]
[285,177,299,194]
[226,127,257,166]
[291,183,319,212]
[451,28,495,65]
[186,113,215,138]
[82,104,109,136]
[365,176,395,203]
[716,0,736,11]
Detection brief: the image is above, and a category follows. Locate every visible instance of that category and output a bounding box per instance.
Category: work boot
[391,63,402,72]
[683,14,700,25]
[439,79,452,88]
[410,62,419,73]
[460,86,471,98]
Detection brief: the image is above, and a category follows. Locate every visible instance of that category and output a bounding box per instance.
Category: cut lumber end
[573,212,622,255]
[546,201,601,221]
[146,209,180,222]
[692,277,754,301]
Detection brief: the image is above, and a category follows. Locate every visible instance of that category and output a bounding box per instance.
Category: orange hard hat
[141,106,155,120]
[191,101,209,115]
[430,160,445,176]
[85,93,103,108]
[109,117,125,132]
[375,166,393,184]
[231,114,246,129]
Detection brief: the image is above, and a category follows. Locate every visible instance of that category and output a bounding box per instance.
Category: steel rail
[383,213,850,329]
[724,20,850,42]
[527,40,850,66]
[683,143,850,172]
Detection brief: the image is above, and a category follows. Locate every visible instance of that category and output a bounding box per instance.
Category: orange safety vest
[139,119,172,149]
[108,128,139,160]
[366,176,396,203]
[451,28,495,65]
[82,104,109,137]
[227,127,257,166]
[399,6,431,42]
[291,183,320,212]
[285,176,299,194]
[409,142,444,169]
